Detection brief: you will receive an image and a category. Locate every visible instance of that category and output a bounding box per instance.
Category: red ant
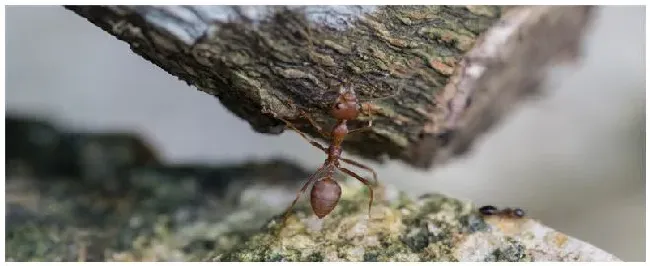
[274,21,401,222]
[275,85,386,221]
[478,205,526,219]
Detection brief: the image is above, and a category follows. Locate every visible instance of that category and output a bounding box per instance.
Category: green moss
[281,249,303,262]
[490,238,530,262]
[6,223,69,262]
[365,236,415,262]
[459,213,490,233]
[333,195,362,215]
[401,226,430,252]
[363,252,378,262]
[306,252,324,262]
[267,253,284,262]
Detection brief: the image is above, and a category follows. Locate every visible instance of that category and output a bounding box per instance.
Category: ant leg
[339,167,374,219]
[282,165,328,223]
[297,110,330,138]
[347,102,380,135]
[340,157,378,185]
[277,117,327,152]
[347,122,372,135]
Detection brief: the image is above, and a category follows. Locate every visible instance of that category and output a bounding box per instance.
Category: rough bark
[64,5,594,169]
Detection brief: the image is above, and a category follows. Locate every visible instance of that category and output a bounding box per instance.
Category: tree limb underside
[64,5,594,169]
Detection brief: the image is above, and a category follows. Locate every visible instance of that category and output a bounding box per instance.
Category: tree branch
[64,5,594,169]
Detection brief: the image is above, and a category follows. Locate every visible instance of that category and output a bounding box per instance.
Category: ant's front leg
[276,116,327,153]
[297,110,330,139]
[348,102,377,135]
[347,121,373,135]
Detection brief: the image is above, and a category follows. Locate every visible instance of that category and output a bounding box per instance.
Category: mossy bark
[64,6,594,169]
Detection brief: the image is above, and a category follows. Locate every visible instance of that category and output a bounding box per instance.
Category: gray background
[6,6,645,261]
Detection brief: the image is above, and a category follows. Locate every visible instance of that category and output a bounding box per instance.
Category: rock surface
[5,160,307,262]
[214,180,621,262]
[5,115,620,262]
[6,114,309,261]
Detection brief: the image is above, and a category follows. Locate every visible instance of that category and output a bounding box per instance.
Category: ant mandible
[478,205,526,219]
[276,85,382,222]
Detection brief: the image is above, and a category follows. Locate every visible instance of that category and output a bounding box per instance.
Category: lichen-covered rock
[5,153,620,262]
[4,115,620,262]
[4,115,309,262]
[6,144,309,261]
[213,181,620,262]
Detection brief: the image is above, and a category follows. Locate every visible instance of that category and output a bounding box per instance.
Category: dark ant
[478,205,526,219]
[275,85,386,221]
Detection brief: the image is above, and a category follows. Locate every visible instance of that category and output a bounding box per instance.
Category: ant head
[310,178,342,219]
[331,86,360,120]
[478,205,498,216]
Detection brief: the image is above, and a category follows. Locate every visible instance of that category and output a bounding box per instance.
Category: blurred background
[5,6,645,261]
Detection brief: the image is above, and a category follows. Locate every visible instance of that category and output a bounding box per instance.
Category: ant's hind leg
[277,117,327,152]
[339,167,374,219]
[340,157,378,185]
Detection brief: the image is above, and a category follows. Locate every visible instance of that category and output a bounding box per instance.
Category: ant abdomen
[510,208,526,218]
[310,178,342,219]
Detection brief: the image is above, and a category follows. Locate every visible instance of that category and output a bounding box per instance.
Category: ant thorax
[331,101,359,121]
